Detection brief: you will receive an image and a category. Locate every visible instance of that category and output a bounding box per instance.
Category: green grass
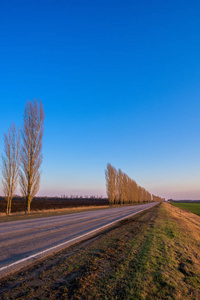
[171,202,200,216]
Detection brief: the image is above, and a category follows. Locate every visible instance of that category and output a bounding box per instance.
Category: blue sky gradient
[1,0,200,199]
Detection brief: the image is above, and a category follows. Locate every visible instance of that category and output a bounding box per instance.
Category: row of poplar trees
[105,163,164,205]
[1,99,44,215]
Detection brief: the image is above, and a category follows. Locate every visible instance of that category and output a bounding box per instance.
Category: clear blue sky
[1,0,200,199]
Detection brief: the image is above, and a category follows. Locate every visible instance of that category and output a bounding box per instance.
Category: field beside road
[0,197,109,222]
[170,202,200,216]
[0,196,109,214]
[0,203,200,299]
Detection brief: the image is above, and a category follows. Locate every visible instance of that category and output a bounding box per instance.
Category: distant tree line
[152,194,165,202]
[105,163,165,205]
[1,100,44,215]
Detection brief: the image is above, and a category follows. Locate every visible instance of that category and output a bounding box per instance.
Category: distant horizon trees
[152,194,165,202]
[105,163,164,206]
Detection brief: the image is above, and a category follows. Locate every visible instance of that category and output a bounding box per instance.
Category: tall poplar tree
[2,124,20,215]
[105,163,116,206]
[20,100,44,214]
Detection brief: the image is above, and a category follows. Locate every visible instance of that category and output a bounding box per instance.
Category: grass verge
[0,203,199,299]
[170,202,200,216]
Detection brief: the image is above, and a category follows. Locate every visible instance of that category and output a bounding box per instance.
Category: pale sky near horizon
[1,0,200,200]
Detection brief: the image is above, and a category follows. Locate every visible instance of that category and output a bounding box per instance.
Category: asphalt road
[0,202,158,278]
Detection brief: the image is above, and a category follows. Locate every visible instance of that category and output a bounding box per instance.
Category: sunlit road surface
[0,202,158,278]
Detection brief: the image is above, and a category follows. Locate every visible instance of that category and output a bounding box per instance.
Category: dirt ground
[0,197,109,213]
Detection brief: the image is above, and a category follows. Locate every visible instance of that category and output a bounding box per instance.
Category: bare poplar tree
[133,180,138,203]
[20,100,44,214]
[115,170,120,205]
[123,173,128,205]
[105,163,116,206]
[2,124,20,215]
[118,169,124,205]
[138,186,143,203]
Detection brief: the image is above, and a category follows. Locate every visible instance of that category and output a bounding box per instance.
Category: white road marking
[0,205,153,273]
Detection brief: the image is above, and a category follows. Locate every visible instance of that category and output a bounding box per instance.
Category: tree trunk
[6,202,9,215]
[8,199,11,215]
[6,198,12,215]
[25,196,31,214]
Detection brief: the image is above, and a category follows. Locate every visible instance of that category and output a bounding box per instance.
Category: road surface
[0,202,158,278]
